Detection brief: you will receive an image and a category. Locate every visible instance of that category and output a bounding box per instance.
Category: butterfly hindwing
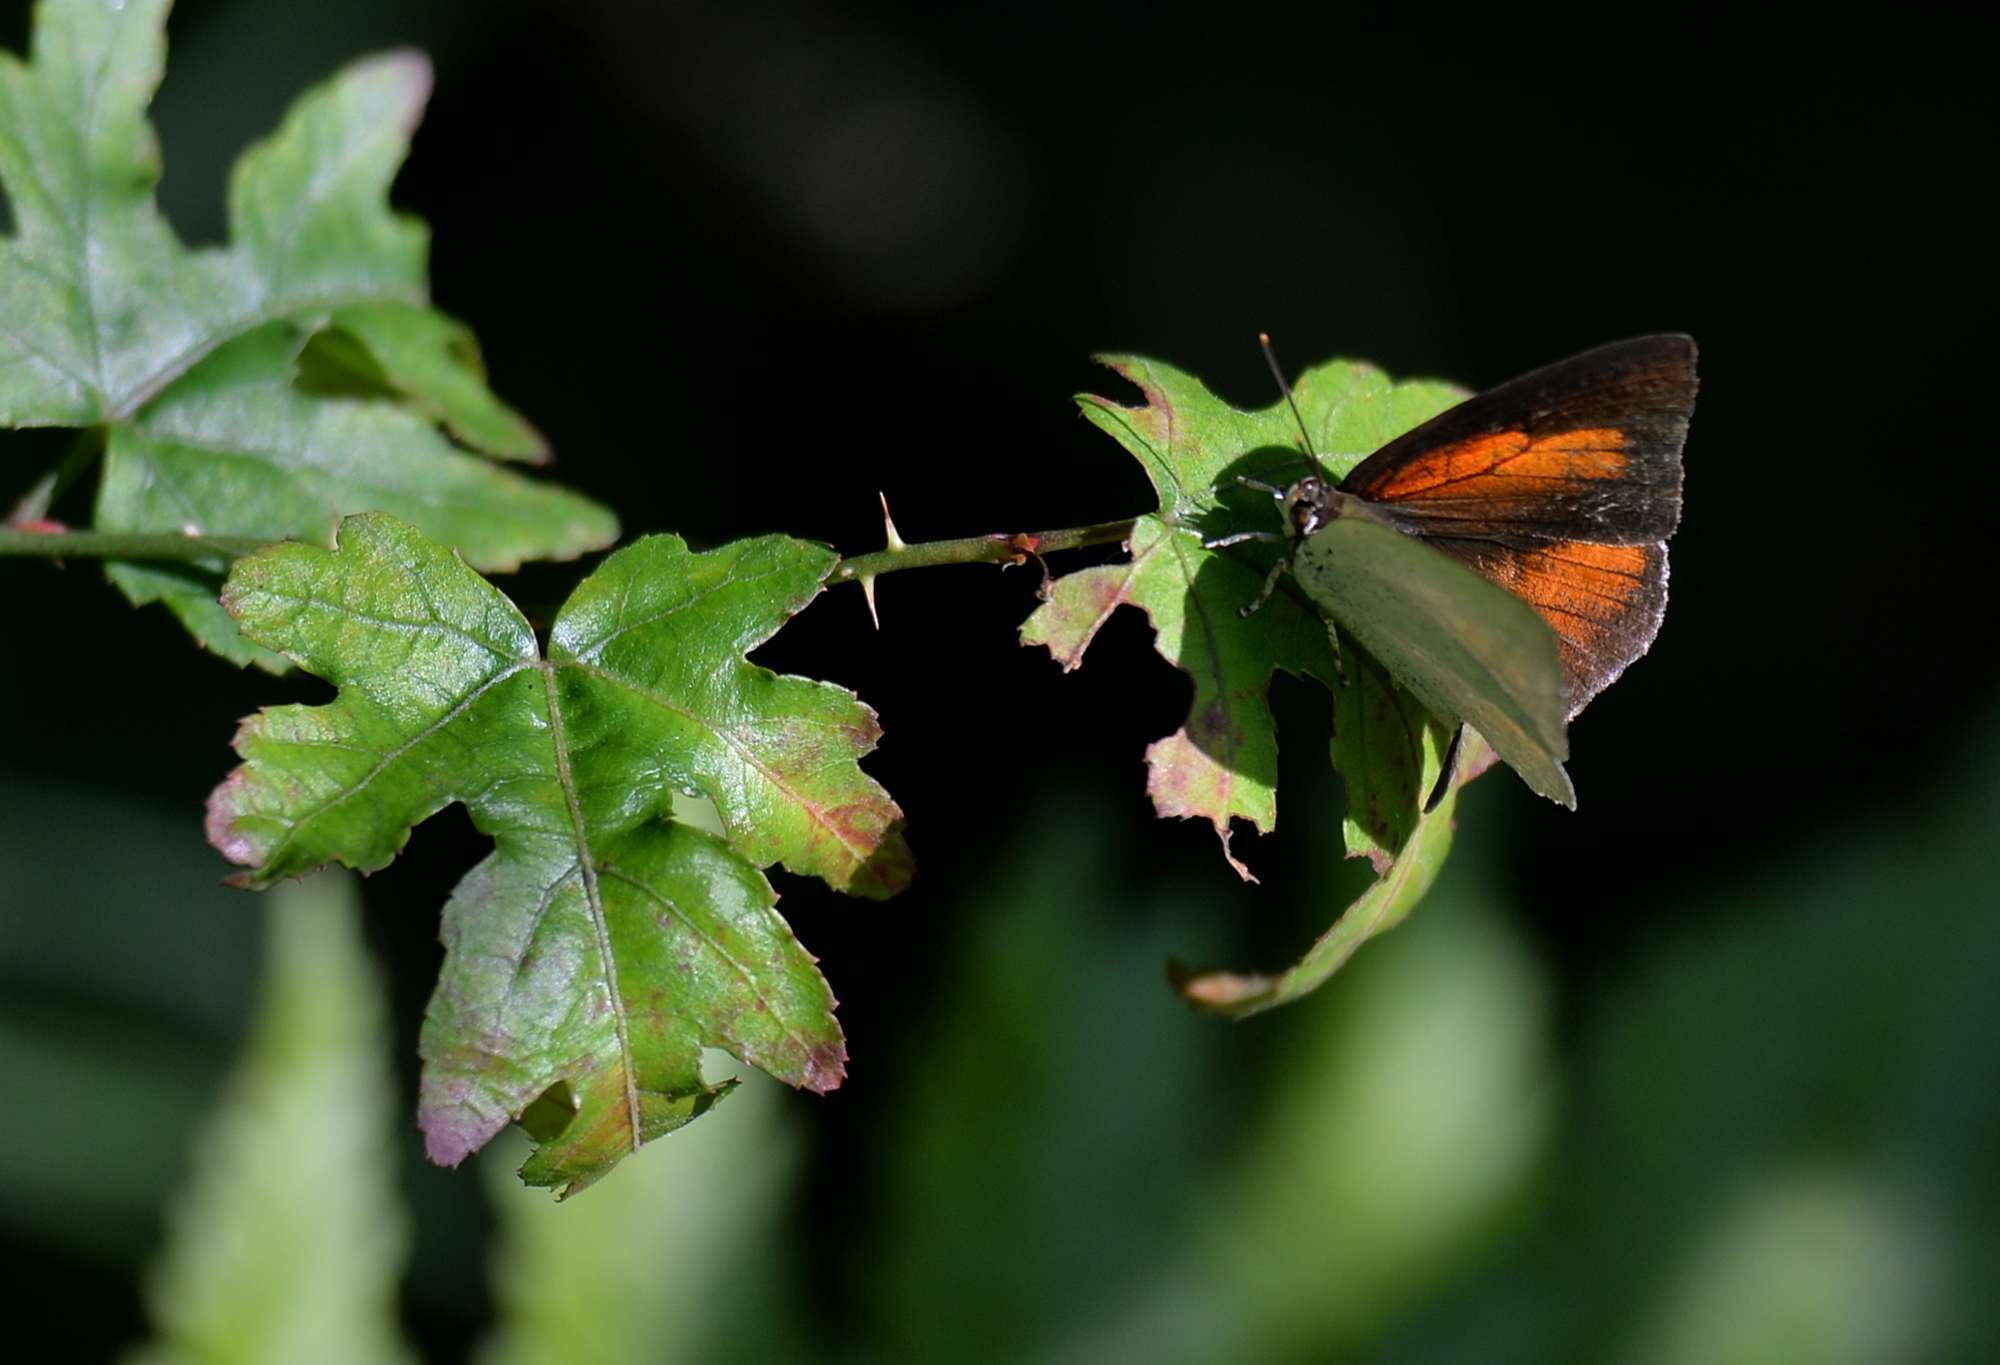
[1294,516,1575,809]
[1426,537,1669,715]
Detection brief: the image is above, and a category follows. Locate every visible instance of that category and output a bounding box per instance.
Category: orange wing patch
[1364,426,1630,504]
[1468,539,1664,713]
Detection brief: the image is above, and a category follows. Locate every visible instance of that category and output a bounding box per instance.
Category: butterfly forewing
[1340,335,1696,713]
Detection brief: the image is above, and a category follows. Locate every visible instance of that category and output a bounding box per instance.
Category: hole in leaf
[292,326,400,402]
[670,788,726,837]
[517,1079,578,1141]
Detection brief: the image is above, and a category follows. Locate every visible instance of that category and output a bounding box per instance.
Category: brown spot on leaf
[855,845,916,899]
[1197,698,1234,744]
[804,1040,847,1093]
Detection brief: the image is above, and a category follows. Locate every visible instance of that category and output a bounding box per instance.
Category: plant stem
[0,516,1144,578]
[831,517,1136,583]
[0,529,271,561]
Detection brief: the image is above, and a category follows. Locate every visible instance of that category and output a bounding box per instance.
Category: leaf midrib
[74,22,113,421]
[599,859,823,1070]
[539,661,644,1157]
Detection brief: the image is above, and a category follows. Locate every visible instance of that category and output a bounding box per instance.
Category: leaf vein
[249,661,529,868]
[566,659,877,878]
[599,860,821,1065]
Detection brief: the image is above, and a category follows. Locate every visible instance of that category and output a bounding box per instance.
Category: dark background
[4,2,1997,1361]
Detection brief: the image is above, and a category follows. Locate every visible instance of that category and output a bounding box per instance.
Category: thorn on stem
[861,490,903,630]
[878,491,906,552]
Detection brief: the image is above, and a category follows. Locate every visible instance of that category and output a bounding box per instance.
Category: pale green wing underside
[1295,518,1576,808]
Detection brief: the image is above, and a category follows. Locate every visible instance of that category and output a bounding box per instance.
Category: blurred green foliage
[4,3,1996,1361]
[126,873,414,1365]
[478,1065,803,1365]
[9,701,1997,1360]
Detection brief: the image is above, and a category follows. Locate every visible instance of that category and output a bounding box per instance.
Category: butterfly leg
[1202,525,1289,617]
[1203,529,1286,549]
[1422,722,1468,814]
[1232,554,1293,618]
[1235,475,1288,499]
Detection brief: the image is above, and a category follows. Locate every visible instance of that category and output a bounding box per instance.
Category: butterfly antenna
[1258,332,1320,480]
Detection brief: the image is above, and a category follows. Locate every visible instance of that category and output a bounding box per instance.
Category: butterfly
[1212,334,1697,810]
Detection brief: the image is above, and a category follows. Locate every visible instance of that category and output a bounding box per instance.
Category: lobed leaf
[1026,352,1476,996]
[322,301,549,462]
[206,514,909,1192]
[1022,513,1337,880]
[0,0,612,666]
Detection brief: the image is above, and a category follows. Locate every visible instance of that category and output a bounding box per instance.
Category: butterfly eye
[1287,478,1332,536]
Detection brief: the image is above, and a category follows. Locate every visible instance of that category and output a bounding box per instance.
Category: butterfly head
[1282,476,1343,538]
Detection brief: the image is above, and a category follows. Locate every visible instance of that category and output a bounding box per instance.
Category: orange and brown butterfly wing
[1420,538,1669,718]
[1340,335,1696,716]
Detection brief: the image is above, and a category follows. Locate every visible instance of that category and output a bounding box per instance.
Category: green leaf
[100,324,604,568]
[1022,514,1338,879]
[1026,353,1467,989]
[322,301,549,462]
[0,0,613,666]
[127,873,416,1365]
[1173,696,1471,1018]
[1326,628,1458,872]
[205,513,910,1193]
[0,0,215,425]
